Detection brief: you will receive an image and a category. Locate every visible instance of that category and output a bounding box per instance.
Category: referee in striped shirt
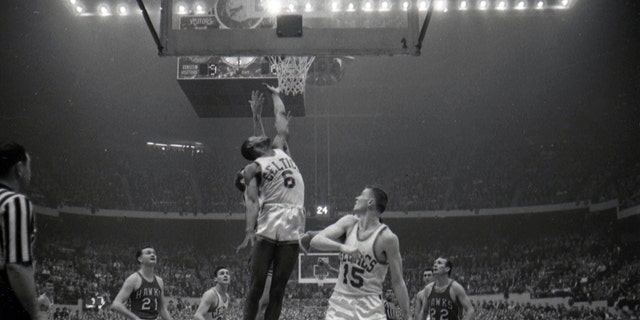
[384,288,402,320]
[0,142,42,320]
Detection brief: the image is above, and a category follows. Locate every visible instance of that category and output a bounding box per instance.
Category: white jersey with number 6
[254,148,304,207]
[334,222,389,296]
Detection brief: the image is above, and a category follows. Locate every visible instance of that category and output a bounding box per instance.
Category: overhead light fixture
[97,4,111,16]
[117,4,128,15]
[379,1,391,11]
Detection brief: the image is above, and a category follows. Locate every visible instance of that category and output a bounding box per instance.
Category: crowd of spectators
[48,297,640,320]
[33,210,639,319]
[27,142,640,214]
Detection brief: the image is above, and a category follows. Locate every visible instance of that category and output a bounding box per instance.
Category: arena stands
[33,206,639,319]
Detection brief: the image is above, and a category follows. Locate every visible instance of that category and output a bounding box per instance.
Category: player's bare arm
[249,90,266,137]
[380,231,411,320]
[236,163,261,252]
[413,288,425,320]
[418,284,434,320]
[452,282,475,320]
[193,289,218,320]
[156,277,173,320]
[310,215,360,256]
[111,274,142,320]
[263,83,291,154]
[299,230,321,254]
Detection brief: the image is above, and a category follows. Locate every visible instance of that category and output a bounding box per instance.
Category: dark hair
[213,266,228,278]
[0,142,27,177]
[241,137,270,161]
[366,185,388,213]
[136,247,154,264]
[423,268,433,274]
[235,168,246,192]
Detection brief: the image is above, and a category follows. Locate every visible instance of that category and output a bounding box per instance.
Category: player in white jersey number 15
[311,186,411,320]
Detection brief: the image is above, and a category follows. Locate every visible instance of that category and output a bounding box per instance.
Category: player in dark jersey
[413,269,434,319]
[111,247,173,320]
[418,257,475,320]
[194,267,231,320]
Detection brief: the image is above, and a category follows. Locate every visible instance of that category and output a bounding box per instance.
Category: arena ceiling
[1,0,638,176]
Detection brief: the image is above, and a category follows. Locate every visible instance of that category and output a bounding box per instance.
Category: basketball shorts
[325,292,386,320]
[256,203,305,243]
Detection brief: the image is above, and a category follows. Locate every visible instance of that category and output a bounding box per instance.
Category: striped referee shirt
[0,184,35,270]
[384,300,401,320]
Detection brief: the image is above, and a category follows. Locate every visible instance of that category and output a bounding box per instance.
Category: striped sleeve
[1,190,35,265]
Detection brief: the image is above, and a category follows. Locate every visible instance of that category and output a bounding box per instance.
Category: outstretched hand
[236,231,256,253]
[262,83,281,95]
[249,90,264,116]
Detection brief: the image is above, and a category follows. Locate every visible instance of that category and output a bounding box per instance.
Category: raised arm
[263,83,291,154]
[110,275,141,320]
[383,232,411,320]
[249,90,266,137]
[236,163,261,253]
[453,282,475,320]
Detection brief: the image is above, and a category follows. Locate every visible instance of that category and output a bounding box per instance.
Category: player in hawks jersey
[111,247,173,320]
[237,84,306,320]
[193,267,231,320]
[413,269,434,320]
[417,258,475,320]
[311,186,411,320]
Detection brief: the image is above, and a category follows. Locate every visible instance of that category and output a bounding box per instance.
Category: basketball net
[268,56,315,96]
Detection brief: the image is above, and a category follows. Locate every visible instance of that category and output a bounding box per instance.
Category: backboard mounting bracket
[135,0,165,55]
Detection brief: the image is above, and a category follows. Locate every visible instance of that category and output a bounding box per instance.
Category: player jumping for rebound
[237,84,306,320]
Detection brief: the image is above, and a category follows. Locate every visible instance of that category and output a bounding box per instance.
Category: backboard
[177,56,306,117]
[298,252,340,284]
[159,0,422,56]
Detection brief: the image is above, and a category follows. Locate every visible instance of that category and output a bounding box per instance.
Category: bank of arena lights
[65,0,147,16]
[254,0,576,14]
[66,0,575,17]
[146,141,205,154]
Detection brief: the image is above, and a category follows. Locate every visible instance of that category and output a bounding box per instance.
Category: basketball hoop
[268,56,315,96]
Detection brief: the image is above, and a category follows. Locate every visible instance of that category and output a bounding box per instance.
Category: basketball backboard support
[158,0,422,56]
[177,56,305,117]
